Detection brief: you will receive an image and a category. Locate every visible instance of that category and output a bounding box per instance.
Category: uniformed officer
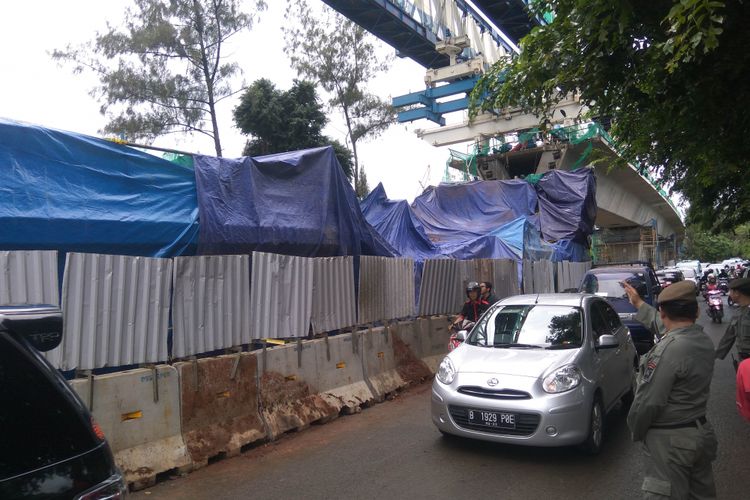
[622,280,717,499]
[715,277,750,369]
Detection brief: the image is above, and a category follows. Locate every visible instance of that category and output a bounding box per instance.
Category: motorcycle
[448,319,475,351]
[718,277,729,295]
[705,290,724,323]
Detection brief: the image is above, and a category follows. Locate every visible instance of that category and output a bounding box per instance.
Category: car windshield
[681,269,696,278]
[581,272,643,298]
[467,305,583,349]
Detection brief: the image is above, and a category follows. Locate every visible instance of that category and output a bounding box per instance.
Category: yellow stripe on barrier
[216,391,230,399]
[121,410,143,422]
[285,375,297,381]
[377,352,385,358]
[336,362,346,369]
[263,338,286,345]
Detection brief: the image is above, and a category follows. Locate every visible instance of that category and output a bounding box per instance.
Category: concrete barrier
[69,366,191,490]
[314,332,376,413]
[418,315,450,373]
[361,326,406,399]
[258,341,339,439]
[174,354,266,469]
[390,321,432,384]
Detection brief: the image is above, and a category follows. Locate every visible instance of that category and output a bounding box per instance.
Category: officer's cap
[729,277,750,295]
[658,280,697,304]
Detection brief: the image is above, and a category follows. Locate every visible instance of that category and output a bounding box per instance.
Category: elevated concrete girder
[587,140,683,237]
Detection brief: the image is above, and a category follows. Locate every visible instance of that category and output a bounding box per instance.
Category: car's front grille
[448,405,540,436]
[457,386,531,400]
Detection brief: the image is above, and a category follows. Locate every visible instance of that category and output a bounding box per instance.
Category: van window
[0,333,94,480]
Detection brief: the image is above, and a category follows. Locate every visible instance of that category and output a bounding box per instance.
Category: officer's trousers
[641,422,718,499]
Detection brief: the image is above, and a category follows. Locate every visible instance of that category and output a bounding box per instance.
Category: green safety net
[162,152,194,169]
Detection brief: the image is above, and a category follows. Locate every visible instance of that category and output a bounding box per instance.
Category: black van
[0,306,126,499]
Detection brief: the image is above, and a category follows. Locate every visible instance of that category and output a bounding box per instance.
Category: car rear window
[0,332,95,480]
[468,305,583,348]
[581,272,645,298]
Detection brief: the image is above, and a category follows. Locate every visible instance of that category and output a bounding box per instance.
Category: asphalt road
[134,301,750,500]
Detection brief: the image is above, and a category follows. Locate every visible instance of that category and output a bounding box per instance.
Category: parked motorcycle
[448,319,475,351]
[705,290,724,323]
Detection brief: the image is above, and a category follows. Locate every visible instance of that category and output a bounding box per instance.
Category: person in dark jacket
[480,281,498,305]
[453,282,489,326]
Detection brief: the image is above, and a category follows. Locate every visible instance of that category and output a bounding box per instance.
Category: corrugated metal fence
[358,256,415,324]
[418,258,520,316]
[55,253,173,370]
[172,255,252,358]
[556,261,592,292]
[311,257,356,334]
[250,251,314,339]
[0,250,59,306]
[523,259,556,294]
[0,248,592,369]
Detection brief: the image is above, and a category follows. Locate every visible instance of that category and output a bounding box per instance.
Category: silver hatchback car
[432,294,638,454]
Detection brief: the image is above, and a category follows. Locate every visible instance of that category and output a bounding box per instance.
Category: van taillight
[91,417,106,441]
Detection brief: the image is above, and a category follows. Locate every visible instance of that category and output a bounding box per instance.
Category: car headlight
[542,365,582,393]
[436,357,456,385]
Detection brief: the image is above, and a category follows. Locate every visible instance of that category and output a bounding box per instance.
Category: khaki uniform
[715,305,750,360]
[628,303,717,499]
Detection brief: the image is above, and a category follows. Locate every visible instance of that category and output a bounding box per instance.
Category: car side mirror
[0,306,63,352]
[596,334,619,349]
[456,330,468,342]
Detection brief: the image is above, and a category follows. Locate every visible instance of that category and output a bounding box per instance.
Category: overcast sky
[0,0,474,201]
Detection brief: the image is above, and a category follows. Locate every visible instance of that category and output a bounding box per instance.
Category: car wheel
[580,397,604,455]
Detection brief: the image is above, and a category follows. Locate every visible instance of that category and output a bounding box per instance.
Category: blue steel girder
[321,0,450,68]
[393,77,480,125]
[470,0,541,44]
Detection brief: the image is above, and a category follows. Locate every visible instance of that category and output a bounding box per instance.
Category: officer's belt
[651,416,707,430]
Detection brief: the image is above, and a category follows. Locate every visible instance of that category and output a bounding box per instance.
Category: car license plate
[467,409,516,429]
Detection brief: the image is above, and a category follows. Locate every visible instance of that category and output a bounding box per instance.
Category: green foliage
[283,0,395,197]
[685,224,750,261]
[471,0,749,231]
[52,0,266,157]
[233,79,354,180]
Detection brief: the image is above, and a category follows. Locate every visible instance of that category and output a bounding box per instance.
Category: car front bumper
[431,378,593,447]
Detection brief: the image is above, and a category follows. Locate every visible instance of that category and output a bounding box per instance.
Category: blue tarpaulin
[193,147,396,258]
[0,118,199,257]
[410,180,538,245]
[361,169,596,264]
[536,169,597,244]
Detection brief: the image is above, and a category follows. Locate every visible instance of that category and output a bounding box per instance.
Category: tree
[283,0,395,197]
[233,78,354,180]
[471,0,749,231]
[52,0,266,157]
[685,224,750,261]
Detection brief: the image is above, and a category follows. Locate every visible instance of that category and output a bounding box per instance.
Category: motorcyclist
[705,275,719,293]
[718,267,729,280]
[453,282,489,326]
